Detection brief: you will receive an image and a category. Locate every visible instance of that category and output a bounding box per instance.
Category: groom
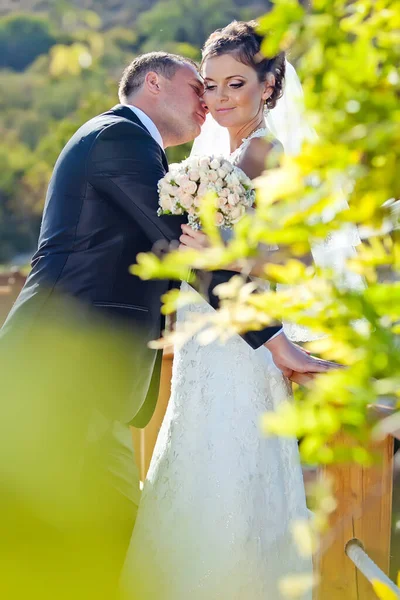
[0,52,335,597]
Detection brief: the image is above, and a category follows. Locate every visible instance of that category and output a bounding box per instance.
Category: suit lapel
[109,104,169,171]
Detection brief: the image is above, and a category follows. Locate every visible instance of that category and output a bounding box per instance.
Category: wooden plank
[131,348,174,481]
[317,433,393,599]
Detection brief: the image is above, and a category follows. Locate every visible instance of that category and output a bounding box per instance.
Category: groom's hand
[265,331,341,378]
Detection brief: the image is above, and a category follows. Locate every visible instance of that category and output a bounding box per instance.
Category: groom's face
[161,64,207,146]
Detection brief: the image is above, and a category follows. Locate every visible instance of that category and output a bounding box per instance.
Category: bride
[121,21,316,599]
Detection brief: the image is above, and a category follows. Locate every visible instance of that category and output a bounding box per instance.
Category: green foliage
[0,13,56,71]
[137,0,248,50]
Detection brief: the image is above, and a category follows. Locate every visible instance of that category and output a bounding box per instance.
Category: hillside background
[0,0,275,263]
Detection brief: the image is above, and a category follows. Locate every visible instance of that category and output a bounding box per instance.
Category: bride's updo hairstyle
[201,21,285,111]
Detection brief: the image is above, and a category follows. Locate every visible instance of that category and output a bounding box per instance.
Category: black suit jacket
[2,105,281,426]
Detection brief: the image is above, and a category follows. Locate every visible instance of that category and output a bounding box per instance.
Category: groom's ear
[262,73,275,101]
[145,71,161,95]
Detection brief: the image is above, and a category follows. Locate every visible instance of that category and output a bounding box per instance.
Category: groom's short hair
[119,52,198,102]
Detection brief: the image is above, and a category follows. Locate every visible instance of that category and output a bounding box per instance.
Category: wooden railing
[316,433,394,599]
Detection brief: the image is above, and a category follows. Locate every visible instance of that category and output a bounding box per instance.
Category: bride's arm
[227,137,313,272]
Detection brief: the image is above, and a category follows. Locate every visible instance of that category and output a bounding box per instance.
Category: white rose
[159,195,174,211]
[226,173,240,187]
[163,183,177,196]
[197,183,209,197]
[175,174,190,187]
[215,212,225,226]
[232,185,244,197]
[227,193,239,206]
[174,187,186,202]
[181,179,198,195]
[221,160,234,174]
[215,177,224,189]
[220,188,230,198]
[194,195,203,207]
[189,170,200,182]
[240,174,252,188]
[199,156,210,169]
[186,157,200,170]
[210,158,221,170]
[163,172,174,183]
[180,193,194,209]
[230,205,246,223]
[207,170,218,182]
[217,167,228,179]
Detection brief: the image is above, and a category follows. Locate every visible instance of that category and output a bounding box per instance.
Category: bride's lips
[216,107,235,113]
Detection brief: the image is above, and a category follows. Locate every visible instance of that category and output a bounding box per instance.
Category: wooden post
[316,433,394,599]
[131,348,174,482]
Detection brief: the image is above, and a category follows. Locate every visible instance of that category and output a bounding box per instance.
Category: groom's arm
[88,122,282,348]
[88,121,187,243]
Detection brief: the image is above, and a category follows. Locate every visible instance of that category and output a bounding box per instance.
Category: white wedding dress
[121,130,312,600]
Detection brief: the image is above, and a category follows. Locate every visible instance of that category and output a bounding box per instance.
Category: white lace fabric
[121,131,312,600]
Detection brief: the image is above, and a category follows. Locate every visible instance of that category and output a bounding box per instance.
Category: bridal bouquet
[157,156,255,229]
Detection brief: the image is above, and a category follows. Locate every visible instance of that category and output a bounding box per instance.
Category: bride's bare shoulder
[236,136,282,180]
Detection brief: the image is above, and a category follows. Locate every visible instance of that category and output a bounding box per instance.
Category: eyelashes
[205,82,244,91]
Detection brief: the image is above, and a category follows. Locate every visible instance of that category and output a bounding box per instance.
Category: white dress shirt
[126,105,164,150]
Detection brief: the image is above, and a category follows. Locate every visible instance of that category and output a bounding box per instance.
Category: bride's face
[202,53,272,129]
